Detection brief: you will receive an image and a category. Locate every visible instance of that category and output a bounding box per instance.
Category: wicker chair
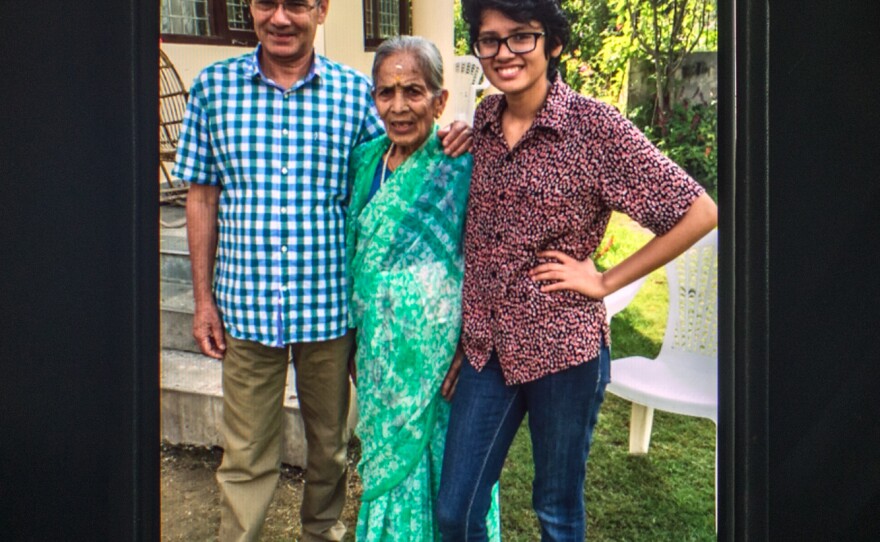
[159,49,189,216]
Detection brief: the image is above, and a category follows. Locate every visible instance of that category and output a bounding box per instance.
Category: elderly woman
[345,36,500,541]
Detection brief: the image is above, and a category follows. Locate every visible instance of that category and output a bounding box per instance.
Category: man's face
[250,0,328,66]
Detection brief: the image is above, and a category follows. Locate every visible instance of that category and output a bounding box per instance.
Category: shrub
[630,99,718,201]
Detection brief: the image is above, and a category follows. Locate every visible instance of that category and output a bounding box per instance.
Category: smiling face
[372,52,448,156]
[476,8,562,103]
[250,0,328,71]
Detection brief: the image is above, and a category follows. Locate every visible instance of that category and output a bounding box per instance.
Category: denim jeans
[589,343,611,447]
[437,346,611,542]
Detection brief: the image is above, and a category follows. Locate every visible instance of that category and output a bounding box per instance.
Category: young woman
[436,1,718,540]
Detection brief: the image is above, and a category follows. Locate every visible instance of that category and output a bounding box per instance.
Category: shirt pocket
[307,128,348,198]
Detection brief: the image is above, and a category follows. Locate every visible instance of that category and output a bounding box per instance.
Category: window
[161,0,258,46]
[363,0,411,50]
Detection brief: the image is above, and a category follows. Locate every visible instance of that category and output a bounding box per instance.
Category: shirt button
[490,309,496,319]
[490,270,497,279]
[495,232,502,242]
[282,128,289,135]
[281,167,288,175]
[499,193,505,201]
[281,246,288,253]
[281,208,287,214]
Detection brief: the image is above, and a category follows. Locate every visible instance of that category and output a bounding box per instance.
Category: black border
[715,0,738,537]
[0,1,159,539]
[721,0,772,538]
[4,0,880,538]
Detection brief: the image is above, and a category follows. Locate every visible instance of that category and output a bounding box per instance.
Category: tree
[559,0,629,102]
[453,0,470,56]
[620,0,716,125]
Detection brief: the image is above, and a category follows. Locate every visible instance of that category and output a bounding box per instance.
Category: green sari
[347,128,500,541]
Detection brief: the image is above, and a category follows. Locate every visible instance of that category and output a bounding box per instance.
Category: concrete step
[159,204,187,230]
[161,281,199,353]
[160,211,191,284]
[160,245,191,284]
[161,348,358,468]
[159,204,198,353]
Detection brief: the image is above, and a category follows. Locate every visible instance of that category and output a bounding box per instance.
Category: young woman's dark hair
[461,0,571,79]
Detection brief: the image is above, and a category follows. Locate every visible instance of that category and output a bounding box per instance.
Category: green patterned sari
[347,129,500,541]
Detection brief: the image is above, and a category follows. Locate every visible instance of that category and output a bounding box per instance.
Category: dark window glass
[363,0,411,50]
[161,0,258,46]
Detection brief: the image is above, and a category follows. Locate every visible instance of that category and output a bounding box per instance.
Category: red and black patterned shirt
[461,76,704,385]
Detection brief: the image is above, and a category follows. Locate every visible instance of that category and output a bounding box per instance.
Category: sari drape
[347,129,500,541]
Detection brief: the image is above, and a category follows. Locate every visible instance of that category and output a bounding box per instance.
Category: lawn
[160,213,717,541]
[496,212,717,541]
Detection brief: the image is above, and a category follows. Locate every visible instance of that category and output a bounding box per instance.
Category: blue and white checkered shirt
[173,47,384,346]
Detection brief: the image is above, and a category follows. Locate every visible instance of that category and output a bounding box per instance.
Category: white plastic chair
[606,229,718,454]
[452,55,490,124]
[604,275,647,323]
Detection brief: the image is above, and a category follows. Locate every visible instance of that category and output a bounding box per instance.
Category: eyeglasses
[472,32,546,59]
[251,0,317,16]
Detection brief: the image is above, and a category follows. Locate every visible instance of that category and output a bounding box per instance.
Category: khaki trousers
[216,332,353,542]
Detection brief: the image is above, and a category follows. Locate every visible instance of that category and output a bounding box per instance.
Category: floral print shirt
[461,75,704,385]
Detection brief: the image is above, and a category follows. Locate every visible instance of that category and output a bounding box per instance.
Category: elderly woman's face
[372,52,447,154]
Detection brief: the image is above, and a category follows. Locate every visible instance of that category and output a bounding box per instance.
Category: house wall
[626,52,719,111]
[322,0,374,77]
[161,1,372,90]
[161,0,459,126]
[161,43,253,89]
[413,0,456,126]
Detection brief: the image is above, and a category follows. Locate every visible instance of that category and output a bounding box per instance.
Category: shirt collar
[243,44,324,88]
[479,73,571,137]
[242,46,262,80]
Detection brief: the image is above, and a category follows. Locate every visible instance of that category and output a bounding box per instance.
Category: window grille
[161,0,210,36]
[226,0,251,32]
[363,0,410,50]
[161,0,258,46]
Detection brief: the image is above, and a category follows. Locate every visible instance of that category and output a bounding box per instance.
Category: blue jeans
[437,346,611,541]
[590,345,611,447]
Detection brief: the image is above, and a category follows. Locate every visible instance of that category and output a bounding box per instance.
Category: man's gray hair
[371,36,445,95]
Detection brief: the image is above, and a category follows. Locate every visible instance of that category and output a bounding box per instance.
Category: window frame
[362,0,411,51]
[160,0,259,47]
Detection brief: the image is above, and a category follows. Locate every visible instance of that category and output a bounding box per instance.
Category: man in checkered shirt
[173,2,471,540]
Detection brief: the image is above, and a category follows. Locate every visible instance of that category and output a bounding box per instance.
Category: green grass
[497,213,717,541]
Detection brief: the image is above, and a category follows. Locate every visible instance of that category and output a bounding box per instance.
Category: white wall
[161,43,253,89]
[161,0,459,126]
[322,0,375,77]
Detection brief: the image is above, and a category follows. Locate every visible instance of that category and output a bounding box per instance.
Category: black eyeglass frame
[471,32,546,59]
[251,0,317,15]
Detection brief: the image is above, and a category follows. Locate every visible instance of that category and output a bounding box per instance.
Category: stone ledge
[161,282,199,353]
[161,349,359,468]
